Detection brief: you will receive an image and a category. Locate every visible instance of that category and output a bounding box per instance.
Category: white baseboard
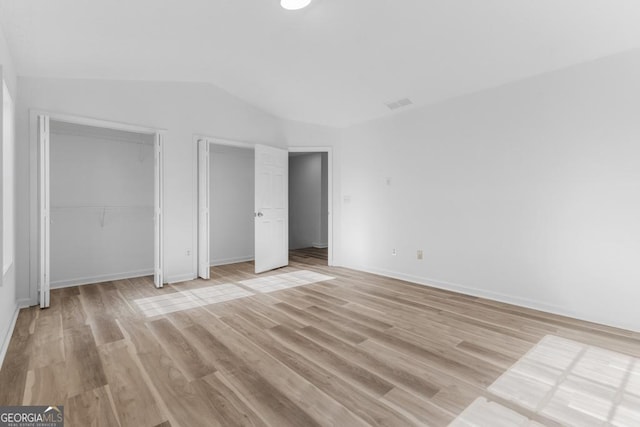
[349,264,639,333]
[166,272,197,284]
[16,298,32,309]
[51,269,154,289]
[312,243,328,249]
[0,303,20,371]
[210,256,254,267]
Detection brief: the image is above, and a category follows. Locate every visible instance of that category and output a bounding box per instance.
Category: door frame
[192,135,255,278]
[288,146,334,266]
[29,110,166,306]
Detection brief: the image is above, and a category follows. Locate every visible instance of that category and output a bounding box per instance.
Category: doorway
[288,147,333,267]
[35,112,164,308]
[289,152,329,266]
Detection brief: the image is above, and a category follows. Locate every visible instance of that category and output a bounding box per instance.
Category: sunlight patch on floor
[450,335,640,426]
[240,270,334,293]
[134,270,333,317]
[189,283,254,305]
[133,292,202,317]
[134,284,252,316]
[449,397,545,427]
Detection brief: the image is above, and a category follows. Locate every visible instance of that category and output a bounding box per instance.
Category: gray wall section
[289,152,328,250]
[210,145,254,265]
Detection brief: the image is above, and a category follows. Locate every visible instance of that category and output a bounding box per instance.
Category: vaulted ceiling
[1,0,639,127]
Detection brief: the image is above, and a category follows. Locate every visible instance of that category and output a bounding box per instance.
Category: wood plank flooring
[1,248,639,426]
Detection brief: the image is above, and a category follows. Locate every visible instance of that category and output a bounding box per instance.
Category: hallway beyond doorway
[289,247,328,266]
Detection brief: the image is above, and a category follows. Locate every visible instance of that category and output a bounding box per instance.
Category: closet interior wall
[50,121,154,287]
[210,144,254,266]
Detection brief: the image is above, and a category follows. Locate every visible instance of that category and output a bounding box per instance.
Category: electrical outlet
[417,250,423,260]
[392,248,397,256]
[186,250,191,256]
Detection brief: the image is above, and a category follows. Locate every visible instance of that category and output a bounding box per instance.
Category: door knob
[255,212,264,217]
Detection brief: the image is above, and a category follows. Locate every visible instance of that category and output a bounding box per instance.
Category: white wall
[210,145,254,265]
[16,78,291,302]
[289,153,328,249]
[340,48,640,332]
[0,23,18,368]
[49,122,154,287]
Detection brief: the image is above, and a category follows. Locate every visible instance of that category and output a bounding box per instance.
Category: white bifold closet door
[38,115,51,308]
[197,139,210,279]
[154,133,164,288]
[254,144,289,274]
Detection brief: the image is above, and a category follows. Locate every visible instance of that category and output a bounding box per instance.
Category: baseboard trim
[51,269,155,289]
[16,298,32,309]
[312,243,328,249]
[0,303,20,372]
[210,256,254,267]
[350,265,639,333]
[166,272,197,284]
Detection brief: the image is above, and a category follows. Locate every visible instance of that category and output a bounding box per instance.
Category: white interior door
[254,144,288,274]
[154,133,164,288]
[38,115,50,308]
[197,139,210,279]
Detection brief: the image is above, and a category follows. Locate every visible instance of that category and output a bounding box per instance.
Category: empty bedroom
[0,1,639,426]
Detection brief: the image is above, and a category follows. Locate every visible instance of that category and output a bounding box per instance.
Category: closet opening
[196,137,290,278]
[209,143,255,268]
[36,113,164,308]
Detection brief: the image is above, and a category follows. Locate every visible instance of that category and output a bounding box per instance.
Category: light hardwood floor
[1,249,639,426]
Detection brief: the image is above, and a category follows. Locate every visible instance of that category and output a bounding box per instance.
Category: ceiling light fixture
[281,0,312,11]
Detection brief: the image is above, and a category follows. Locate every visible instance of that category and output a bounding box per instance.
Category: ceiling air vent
[385,98,413,110]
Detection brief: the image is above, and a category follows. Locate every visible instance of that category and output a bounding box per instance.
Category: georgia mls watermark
[0,406,63,427]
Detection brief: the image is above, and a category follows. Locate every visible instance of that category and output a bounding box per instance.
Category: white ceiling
[1,0,640,127]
